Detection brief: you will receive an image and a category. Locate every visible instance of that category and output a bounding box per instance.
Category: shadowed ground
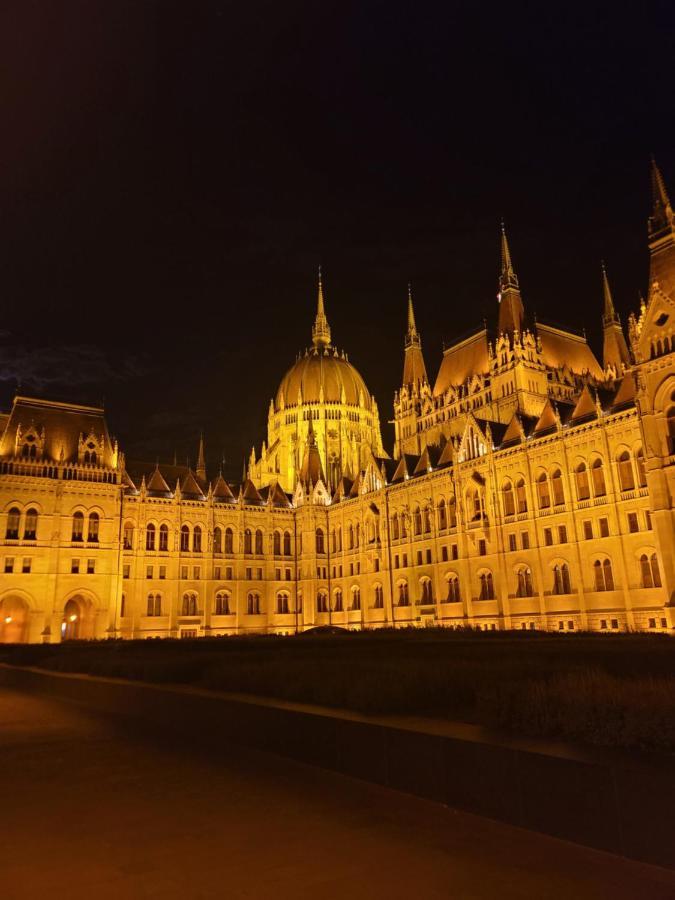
[1,688,674,900]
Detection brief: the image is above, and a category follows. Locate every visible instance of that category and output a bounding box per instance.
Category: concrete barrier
[2,663,674,869]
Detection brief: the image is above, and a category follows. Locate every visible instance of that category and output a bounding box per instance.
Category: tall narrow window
[123,523,134,550]
[23,508,38,541]
[636,449,647,487]
[215,591,230,615]
[551,469,564,506]
[255,529,263,555]
[479,572,495,600]
[72,511,84,542]
[146,523,156,551]
[87,512,99,543]
[315,528,325,554]
[159,524,169,551]
[536,473,550,509]
[273,531,281,555]
[391,513,400,540]
[515,479,527,513]
[640,553,653,588]
[5,507,20,540]
[502,482,515,516]
[193,525,202,553]
[591,459,606,497]
[283,531,291,556]
[576,463,590,500]
[413,507,422,535]
[180,525,190,552]
[244,529,252,554]
[617,452,635,492]
[437,500,447,530]
[446,575,460,603]
[333,589,343,612]
[651,553,662,588]
[397,582,409,606]
[225,527,234,554]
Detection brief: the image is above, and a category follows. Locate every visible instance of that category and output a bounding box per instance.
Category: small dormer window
[84,442,98,465]
[656,313,669,326]
[21,435,37,459]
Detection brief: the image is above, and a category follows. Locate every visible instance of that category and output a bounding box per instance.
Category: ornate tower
[497,223,525,336]
[601,262,631,375]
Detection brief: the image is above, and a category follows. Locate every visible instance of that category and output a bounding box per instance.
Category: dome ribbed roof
[275,347,371,410]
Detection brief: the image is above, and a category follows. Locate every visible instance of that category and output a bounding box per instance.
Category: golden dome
[275,347,372,410]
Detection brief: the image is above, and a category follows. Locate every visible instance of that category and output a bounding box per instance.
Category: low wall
[2,663,674,870]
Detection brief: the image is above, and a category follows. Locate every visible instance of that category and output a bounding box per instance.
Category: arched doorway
[62,598,82,640]
[0,595,29,643]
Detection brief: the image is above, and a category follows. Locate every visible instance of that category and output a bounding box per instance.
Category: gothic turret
[497,223,525,336]
[601,263,630,374]
[311,266,332,349]
[402,284,428,388]
[648,158,675,300]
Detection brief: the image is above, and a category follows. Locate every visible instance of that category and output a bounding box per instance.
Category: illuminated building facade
[1,164,674,642]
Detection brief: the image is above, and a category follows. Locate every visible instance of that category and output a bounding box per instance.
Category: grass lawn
[3,628,675,753]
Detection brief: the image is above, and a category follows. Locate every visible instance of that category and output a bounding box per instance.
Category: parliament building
[1,164,674,642]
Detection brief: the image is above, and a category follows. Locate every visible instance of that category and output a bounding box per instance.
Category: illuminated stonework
[1,164,674,642]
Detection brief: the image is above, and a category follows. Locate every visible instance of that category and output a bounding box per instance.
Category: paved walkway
[2,689,675,900]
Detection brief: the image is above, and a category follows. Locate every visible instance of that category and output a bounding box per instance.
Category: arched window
[21,439,37,459]
[180,525,190,552]
[193,525,202,553]
[181,592,198,615]
[575,463,590,501]
[273,531,281,555]
[448,497,457,528]
[640,553,662,589]
[336,527,342,552]
[515,478,527,513]
[120,594,126,617]
[213,527,223,554]
[636,449,647,487]
[123,523,134,550]
[348,523,354,549]
[591,458,606,497]
[87,511,99,543]
[553,563,571,595]
[536,473,550,509]
[5,507,20,540]
[225,527,234,554]
[255,529,263,555]
[479,572,495,600]
[283,531,291,556]
[355,523,360,547]
[423,507,432,534]
[244,529,252,554]
[315,527,325,554]
[502,482,515,516]
[247,592,260,615]
[351,587,361,610]
[446,575,461,603]
[23,508,38,541]
[215,591,230,615]
[667,405,675,455]
[397,582,409,606]
[331,529,336,554]
[276,591,289,614]
[437,500,447,531]
[374,585,384,608]
[333,589,343,612]
[551,469,564,506]
[159,524,169,551]
[146,523,156,551]
[420,578,433,603]
[516,567,533,598]
[147,593,162,616]
[391,513,400,540]
[413,506,422,535]
[617,451,635,492]
[593,559,614,592]
[72,511,84,542]
[317,591,328,613]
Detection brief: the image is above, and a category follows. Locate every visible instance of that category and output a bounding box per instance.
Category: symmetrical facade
[1,165,674,642]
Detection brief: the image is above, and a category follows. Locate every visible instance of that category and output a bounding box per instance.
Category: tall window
[159,524,169,551]
[317,591,328,613]
[215,591,230,615]
[516,567,533,598]
[180,525,190,552]
[273,531,281,555]
[575,463,590,500]
[591,459,606,497]
[640,553,662,588]
[667,404,675,455]
[87,512,99,543]
[277,592,290,614]
[413,506,422,535]
[283,531,291,556]
[438,499,447,530]
[315,528,325,554]
[255,529,263,555]
[213,527,223,554]
[502,482,515,516]
[617,451,635,492]
[536,473,550,509]
[397,582,409,606]
[553,563,571,595]
[373,585,383,608]
[636,449,647,487]
[333,589,343,612]
[5,507,20,540]
[593,559,614,591]
[146,523,156,551]
[479,572,495,600]
[147,593,162,616]
[193,525,202,553]
[551,469,564,506]
[423,507,432,533]
[244,529,252,554]
[123,523,134,550]
[448,497,457,528]
[446,575,460,603]
[515,478,527,513]
[225,527,234,554]
[72,511,84,542]
[181,592,198,615]
[23,508,38,541]
[420,578,433,603]
[247,592,260,615]
[391,513,400,540]
[351,587,361,610]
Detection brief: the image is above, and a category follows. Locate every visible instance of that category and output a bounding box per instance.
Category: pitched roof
[241,478,263,504]
[533,401,559,436]
[536,323,603,379]
[211,473,235,501]
[181,469,204,498]
[146,466,171,495]
[611,374,637,410]
[433,329,489,396]
[570,385,598,423]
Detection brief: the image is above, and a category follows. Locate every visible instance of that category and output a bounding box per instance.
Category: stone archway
[61,595,95,641]
[0,595,29,643]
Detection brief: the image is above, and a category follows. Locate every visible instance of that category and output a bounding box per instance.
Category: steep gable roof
[611,374,637,411]
[147,466,171,495]
[212,473,235,501]
[570,385,598,423]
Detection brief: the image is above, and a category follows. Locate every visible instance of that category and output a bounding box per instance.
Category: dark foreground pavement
[1,689,674,900]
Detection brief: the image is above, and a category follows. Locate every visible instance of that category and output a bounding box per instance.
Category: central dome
[275,346,372,410]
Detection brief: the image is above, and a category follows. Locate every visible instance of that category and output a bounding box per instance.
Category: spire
[601,262,619,325]
[402,283,428,388]
[311,265,332,349]
[497,222,525,335]
[196,432,206,480]
[649,157,673,237]
[647,158,675,300]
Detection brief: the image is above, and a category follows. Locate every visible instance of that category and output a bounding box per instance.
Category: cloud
[0,336,148,388]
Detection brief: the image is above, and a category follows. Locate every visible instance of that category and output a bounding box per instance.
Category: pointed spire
[406,282,418,338]
[601,262,618,324]
[311,265,332,348]
[196,431,206,480]
[402,282,428,388]
[497,222,525,335]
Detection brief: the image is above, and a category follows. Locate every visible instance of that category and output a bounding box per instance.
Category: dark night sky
[1,1,674,477]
